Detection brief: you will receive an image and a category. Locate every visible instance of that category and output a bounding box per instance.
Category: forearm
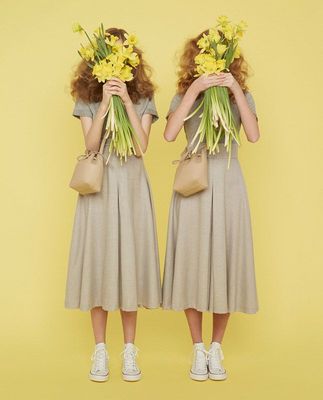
[164,86,200,142]
[85,102,109,151]
[231,85,260,142]
[124,100,148,155]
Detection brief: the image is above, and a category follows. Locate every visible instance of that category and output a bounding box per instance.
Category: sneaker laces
[192,347,209,372]
[91,348,108,372]
[120,345,140,372]
[207,346,225,373]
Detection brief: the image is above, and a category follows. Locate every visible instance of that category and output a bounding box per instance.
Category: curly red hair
[70,27,156,103]
[177,29,250,100]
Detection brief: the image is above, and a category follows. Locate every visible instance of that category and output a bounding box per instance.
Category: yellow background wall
[1,0,322,399]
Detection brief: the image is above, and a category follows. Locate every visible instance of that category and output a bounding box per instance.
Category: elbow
[139,147,147,156]
[163,118,178,141]
[135,144,148,157]
[141,139,149,154]
[248,136,260,143]
[164,131,176,142]
[247,129,261,143]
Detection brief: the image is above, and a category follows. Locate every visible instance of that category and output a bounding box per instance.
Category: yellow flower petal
[217,15,229,25]
[217,44,227,55]
[124,33,138,46]
[72,22,83,33]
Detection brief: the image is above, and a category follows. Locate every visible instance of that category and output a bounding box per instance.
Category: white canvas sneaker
[208,341,227,380]
[121,343,141,381]
[189,342,209,381]
[88,343,109,382]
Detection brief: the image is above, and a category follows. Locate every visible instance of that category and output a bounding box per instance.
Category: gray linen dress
[162,91,259,314]
[65,96,162,312]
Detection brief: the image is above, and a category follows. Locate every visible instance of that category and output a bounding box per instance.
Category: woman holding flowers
[162,17,260,381]
[65,26,161,382]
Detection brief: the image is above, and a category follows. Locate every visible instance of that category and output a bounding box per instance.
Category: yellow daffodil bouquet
[184,16,248,168]
[72,22,141,164]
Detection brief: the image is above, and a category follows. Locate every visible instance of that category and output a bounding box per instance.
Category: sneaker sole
[208,372,227,381]
[88,372,109,382]
[189,371,208,381]
[122,372,142,382]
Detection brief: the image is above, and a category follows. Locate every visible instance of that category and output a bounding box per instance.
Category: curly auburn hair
[70,27,155,104]
[177,29,250,100]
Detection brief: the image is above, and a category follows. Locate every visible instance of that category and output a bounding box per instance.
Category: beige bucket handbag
[172,143,208,197]
[69,132,110,195]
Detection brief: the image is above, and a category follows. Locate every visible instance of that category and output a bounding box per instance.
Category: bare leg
[184,308,203,343]
[120,310,137,343]
[90,307,108,344]
[211,313,230,343]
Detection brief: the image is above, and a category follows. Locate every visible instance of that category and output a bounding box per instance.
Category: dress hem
[65,302,162,312]
[161,304,258,314]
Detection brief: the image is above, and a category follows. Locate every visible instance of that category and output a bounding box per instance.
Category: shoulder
[171,92,184,101]
[165,92,183,119]
[128,96,150,111]
[169,92,184,107]
[169,91,202,107]
[73,97,95,106]
[139,94,157,104]
[72,98,95,119]
[136,95,158,111]
[231,90,256,107]
[139,95,159,123]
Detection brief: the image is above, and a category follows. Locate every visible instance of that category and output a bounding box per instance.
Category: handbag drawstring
[172,143,206,165]
[76,150,111,166]
[76,131,112,165]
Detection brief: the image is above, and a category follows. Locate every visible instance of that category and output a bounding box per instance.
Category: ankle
[95,342,106,350]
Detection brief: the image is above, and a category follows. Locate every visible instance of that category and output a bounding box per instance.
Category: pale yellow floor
[1,308,321,400]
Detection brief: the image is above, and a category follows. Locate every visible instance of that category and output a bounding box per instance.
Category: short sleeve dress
[162,91,259,314]
[65,96,161,312]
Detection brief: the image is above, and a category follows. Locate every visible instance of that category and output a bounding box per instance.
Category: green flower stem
[186,85,241,169]
[104,95,144,164]
[184,100,204,121]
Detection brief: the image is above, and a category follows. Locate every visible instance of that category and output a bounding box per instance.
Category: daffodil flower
[124,33,138,46]
[105,34,119,46]
[72,22,83,33]
[208,28,221,43]
[73,22,142,162]
[79,45,95,61]
[197,34,210,52]
[185,16,247,168]
[233,46,241,59]
[217,44,227,56]
[217,15,230,25]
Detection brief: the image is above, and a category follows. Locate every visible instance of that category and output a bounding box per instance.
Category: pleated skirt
[162,142,259,314]
[65,143,162,312]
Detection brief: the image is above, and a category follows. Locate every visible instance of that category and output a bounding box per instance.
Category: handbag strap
[78,130,111,165]
[99,130,111,165]
[172,142,206,165]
